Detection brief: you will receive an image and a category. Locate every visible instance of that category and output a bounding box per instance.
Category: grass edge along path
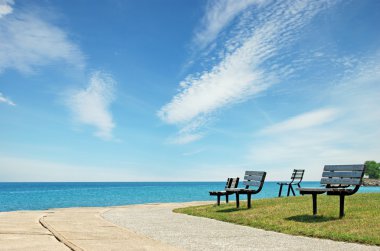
[174,193,380,246]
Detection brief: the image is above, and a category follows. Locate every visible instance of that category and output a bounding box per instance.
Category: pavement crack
[39,214,81,251]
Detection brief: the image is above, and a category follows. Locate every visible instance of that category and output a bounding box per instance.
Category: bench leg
[226,194,229,203]
[312,194,317,215]
[289,185,296,196]
[297,184,303,196]
[247,194,252,208]
[339,195,345,218]
[278,184,283,197]
[217,194,221,206]
[236,193,240,208]
[287,185,291,196]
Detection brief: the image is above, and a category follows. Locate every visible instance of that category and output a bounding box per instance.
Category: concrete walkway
[40,207,180,251]
[0,202,379,251]
[0,211,68,251]
[102,202,380,251]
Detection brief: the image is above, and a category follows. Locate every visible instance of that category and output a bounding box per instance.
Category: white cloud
[0,0,13,18]
[248,60,380,180]
[168,133,203,145]
[0,6,84,73]
[261,108,339,135]
[194,0,261,49]
[66,71,116,140]
[159,0,333,143]
[0,92,15,106]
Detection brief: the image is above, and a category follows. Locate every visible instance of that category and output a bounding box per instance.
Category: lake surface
[1,182,379,212]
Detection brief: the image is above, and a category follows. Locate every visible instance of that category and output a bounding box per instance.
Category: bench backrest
[321,164,365,188]
[225,177,239,189]
[243,171,266,191]
[290,169,304,183]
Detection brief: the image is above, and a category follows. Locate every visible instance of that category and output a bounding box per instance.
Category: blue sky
[0,0,379,181]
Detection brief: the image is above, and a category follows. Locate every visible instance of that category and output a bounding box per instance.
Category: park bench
[226,171,266,208]
[277,169,304,197]
[298,164,365,218]
[209,178,239,205]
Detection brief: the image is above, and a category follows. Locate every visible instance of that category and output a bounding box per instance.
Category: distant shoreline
[363,179,380,186]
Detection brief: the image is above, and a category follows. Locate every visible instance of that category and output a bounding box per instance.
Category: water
[0,182,379,212]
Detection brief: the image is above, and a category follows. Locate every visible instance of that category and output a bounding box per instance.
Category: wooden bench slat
[244,175,264,181]
[322,171,363,178]
[229,179,239,188]
[292,171,304,174]
[298,187,328,192]
[243,180,262,187]
[324,165,365,171]
[224,178,232,189]
[245,171,265,176]
[320,178,361,185]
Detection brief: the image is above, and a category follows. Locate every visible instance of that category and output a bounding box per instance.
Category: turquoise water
[0,182,379,212]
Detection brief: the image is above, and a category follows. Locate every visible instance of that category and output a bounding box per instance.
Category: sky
[0,0,379,181]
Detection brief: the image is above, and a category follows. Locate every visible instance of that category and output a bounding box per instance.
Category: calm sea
[0,182,379,212]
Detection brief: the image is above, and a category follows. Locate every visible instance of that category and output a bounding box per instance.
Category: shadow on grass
[286,214,338,223]
[215,207,251,213]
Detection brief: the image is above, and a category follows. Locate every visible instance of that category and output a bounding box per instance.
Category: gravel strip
[102,202,380,251]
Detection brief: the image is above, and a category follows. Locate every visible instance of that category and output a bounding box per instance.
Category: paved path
[1,202,379,251]
[0,211,68,251]
[40,207,180,251]
[103,202,380,251]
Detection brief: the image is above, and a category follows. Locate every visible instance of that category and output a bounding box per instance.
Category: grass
[174,193,380,246]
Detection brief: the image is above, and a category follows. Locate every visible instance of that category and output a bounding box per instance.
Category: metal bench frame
[209,178,239,205]
[298,164,365,218]
[227,171,266,208]
[277,169,304,197]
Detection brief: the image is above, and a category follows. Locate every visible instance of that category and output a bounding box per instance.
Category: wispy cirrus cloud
[66,71,116,140]
[0,3,84,73]
[158,0,334,143]
[0,0,14,18]
[249,59,380,180]
[260,108,340,135]
[0,92,15,106]
[194,0,261,49]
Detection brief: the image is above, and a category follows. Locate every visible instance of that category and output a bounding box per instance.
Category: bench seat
[298,187,354,194]
[209,190,231,195]
[226,188,260,194]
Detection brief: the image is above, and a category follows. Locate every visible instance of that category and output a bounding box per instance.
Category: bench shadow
[215,207,250,213]
[286,215,338,223]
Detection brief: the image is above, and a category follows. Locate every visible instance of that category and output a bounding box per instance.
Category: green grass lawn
[174,193,380,245]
